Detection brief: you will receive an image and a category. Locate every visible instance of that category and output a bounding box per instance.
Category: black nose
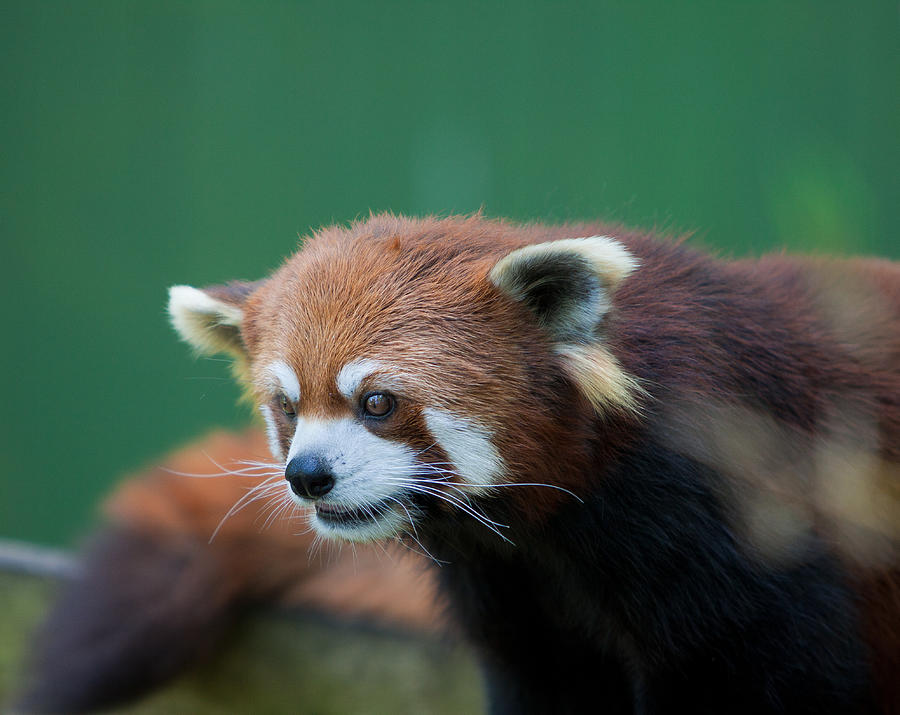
[285,454,335,499]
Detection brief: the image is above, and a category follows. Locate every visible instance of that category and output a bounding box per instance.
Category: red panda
[21,214,900,713]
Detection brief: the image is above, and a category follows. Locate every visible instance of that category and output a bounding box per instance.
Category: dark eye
[363,392,395,418]
[279,393,296,417]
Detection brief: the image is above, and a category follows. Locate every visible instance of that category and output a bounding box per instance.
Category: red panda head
[168,215,642,542]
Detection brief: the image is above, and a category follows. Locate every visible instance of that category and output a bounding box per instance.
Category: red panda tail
[16,429,442,712]
[17,524,244,713]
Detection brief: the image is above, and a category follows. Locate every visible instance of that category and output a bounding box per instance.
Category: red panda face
[252,352,513,542]
[169,215,642,542]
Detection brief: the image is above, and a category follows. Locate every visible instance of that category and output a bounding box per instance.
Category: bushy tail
[15,429,440,713]
[16,525,244,713]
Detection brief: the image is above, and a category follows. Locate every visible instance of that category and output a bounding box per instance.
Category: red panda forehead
[246,229,555,415]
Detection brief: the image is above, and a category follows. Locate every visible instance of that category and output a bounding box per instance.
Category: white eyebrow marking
[336,358,384,399]
[266,360,300,402]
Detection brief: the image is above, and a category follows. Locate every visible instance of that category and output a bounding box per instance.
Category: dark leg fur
[16,527,240,713]
[437,549,635,714]
[430,439,877,714]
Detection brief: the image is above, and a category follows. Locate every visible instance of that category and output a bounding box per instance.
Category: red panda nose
[285,454,335,499]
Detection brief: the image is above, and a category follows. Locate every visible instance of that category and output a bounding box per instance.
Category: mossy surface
[0,570,483,714]
[0,571,59,703]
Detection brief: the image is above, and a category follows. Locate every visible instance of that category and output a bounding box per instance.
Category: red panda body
[21,214,900,713]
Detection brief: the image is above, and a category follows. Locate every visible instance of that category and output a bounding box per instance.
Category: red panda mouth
[315,500,391,526]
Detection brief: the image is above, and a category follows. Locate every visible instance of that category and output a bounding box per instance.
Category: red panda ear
[489,237,644,414]
[167,281,261,358]
[489,236,638,343]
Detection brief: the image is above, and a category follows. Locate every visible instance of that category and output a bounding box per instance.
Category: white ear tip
[168,284,214,316]
[168,285,243,324]
[491,236,638,290]
[168,284,195,300]
[575,236,640,284]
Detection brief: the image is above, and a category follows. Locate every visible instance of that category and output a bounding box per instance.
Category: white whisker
[408,474,585,503]
[260,492,295,530]
[161,465,283,479]
[385,496,446,566]
[209,475,284,542]
[386,479,508,528]
[384,479,513,543]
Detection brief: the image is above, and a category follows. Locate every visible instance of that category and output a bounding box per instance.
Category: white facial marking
[423,408,504,490]
[258,404,284,462]
[336,359,384,400]
[265,360,300,403]
[285,416,418,541]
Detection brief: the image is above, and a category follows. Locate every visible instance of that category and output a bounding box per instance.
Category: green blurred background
[2,1,898,547]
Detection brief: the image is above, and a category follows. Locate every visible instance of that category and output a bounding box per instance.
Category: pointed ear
[489,236,638,343]
[167,281,261,357]
[490,236,644,414]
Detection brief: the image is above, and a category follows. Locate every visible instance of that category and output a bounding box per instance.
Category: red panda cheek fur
[174,214,896,713]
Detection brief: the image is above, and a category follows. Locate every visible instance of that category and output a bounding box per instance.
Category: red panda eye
[363,392,394,418]
[279,394,296,417]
